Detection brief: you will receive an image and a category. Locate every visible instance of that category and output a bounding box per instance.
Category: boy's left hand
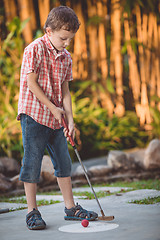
[63,121,75,142]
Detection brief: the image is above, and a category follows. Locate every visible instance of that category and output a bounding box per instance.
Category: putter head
[98,215,115,221]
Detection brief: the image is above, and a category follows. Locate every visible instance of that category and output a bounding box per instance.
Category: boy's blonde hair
[44,6,80,33]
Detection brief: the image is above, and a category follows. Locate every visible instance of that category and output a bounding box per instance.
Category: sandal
[26,208,46,230]
[64,203,98,221]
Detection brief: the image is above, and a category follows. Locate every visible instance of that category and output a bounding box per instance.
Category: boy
[17,6,98,230]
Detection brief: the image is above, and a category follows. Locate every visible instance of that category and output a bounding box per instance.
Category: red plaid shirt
[17,34,73,129]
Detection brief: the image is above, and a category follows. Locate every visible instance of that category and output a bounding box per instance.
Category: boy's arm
[27,72,64,124]
[62,81,75,140]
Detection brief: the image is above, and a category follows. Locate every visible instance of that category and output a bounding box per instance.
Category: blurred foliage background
[0,0,160,162]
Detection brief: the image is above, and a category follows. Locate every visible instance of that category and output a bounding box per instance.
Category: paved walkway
[0,187,160,240]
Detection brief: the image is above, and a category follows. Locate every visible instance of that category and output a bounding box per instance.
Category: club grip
[62,116,75,147]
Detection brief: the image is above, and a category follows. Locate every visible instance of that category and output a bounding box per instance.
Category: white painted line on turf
[59,222,119,233]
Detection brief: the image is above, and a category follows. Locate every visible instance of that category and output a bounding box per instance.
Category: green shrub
[70,80,149,160]
[0,17,27,159]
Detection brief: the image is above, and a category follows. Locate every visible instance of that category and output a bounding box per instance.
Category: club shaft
[60,113,105,217]
[74,148,105,216]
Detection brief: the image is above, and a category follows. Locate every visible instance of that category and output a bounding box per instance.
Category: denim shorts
[19,114,72,183]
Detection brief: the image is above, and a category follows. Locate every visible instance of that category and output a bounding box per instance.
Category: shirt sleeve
[25,44,42,75]
[65,59,73,82]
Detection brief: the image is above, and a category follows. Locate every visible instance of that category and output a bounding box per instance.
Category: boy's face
[46,27,75,51]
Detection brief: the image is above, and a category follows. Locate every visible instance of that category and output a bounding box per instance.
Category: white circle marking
[59,222,119,233]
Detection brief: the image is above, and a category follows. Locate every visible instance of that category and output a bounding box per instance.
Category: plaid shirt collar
[43,34,65,59]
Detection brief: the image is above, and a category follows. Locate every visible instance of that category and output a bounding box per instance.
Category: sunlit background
[0,0,160,162]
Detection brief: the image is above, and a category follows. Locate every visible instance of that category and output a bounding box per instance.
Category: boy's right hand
[51,105,65,124]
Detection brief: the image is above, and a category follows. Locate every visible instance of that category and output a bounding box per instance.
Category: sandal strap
[26,208,46,229]
[65,203,98,219]
[75,208,91,218]
[64,203,81,217]
[26,208,41,220]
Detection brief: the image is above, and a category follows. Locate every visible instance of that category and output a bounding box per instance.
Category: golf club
[62,116,114,221]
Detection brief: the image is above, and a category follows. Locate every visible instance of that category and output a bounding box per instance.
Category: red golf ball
[81,219,89,227]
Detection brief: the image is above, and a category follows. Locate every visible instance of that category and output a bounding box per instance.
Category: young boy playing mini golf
[17,6,98,230]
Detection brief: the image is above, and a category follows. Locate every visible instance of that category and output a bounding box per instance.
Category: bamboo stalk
[4,0,11,22]
[97,0,114,116]
[87,0,98,82]
[136,5,152,125]
[54,0,61,7]
[97,0,108,81]
[146,13,154,107]
[123,12,141,118]
[153,15,160,111]
[38,0,50,29]
[135,6,150,125]
[150,53,156,108]
[158,19,160,111]
[111,0,124,117]
[28,0,37,31]
[65,0,71,7]
[110,0,115,91]
[73,1,88,80]
[17,0,33,44]
[149,14,156,108]
[3,0,17,22]
[142,13,148,84]
[87,0,98,105]
[158,3,160,111]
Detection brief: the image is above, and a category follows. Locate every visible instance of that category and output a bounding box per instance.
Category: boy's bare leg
[24,182,37,213]
[57,176,75,209]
